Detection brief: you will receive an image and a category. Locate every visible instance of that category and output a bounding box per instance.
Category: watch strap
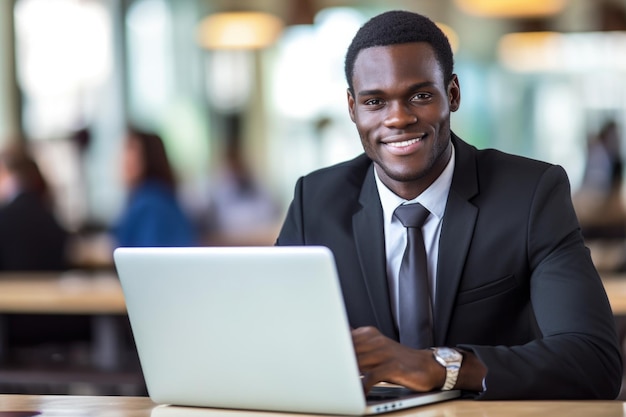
[432,347,462,391]
[442,364,459,390]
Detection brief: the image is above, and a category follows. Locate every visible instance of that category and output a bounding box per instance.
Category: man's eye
[364,99,383,106]
[411,93,432,101]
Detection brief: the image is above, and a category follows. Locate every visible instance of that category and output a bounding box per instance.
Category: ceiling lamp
[498,32,561,72]
[196,11,284,50]
[455,0,567,18]
[498,31,626,72]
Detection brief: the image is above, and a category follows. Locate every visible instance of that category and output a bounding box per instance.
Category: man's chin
[376,164,428,184]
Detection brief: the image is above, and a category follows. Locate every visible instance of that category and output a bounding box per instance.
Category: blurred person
[574,120,626,240]
[202,137,282,246]
[582,120,623,194]
[0,143,69,271]
[0,143,89,370]
[113,128,197,247]
[276,10,621,399]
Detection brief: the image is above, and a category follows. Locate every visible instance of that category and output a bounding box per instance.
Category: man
[276,10,622,399]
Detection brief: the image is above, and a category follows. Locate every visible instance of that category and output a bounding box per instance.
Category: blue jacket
[114,180,196,247]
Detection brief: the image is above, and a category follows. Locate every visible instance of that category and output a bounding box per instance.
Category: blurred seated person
[0,143,69,271]
[0,143,88,364]
[202,142,282,246]
[113,128,197,247]
[574,120,626,241]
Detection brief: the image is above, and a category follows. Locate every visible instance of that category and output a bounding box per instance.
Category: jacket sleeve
[276,177,306,246]
[460,165,623,399]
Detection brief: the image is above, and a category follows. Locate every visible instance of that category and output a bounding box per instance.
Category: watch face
[436,347,462,362]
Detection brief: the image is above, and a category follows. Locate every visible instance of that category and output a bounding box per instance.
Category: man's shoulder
[452,136,569,202]
[457,136,549,166]
[477,148,563,189]
[456,136,555,177]
[479,148,552,169]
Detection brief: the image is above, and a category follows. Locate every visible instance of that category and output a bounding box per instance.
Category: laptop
[114,246,460,415]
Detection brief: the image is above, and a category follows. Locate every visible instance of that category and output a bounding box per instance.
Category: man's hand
[351,326,486,393]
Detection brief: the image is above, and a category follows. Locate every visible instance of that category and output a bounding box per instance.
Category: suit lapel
[352,166,398,339]
[434,136,479,345]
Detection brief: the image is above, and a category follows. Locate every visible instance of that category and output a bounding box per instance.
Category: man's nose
[384,102,418,128]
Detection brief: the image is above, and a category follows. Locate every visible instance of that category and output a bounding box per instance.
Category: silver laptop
[114,246,459,415]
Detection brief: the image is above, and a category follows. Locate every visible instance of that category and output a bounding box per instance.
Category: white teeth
[387,137,422,147]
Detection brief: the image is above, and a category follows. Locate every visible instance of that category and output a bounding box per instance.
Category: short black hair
[344,10,454,94]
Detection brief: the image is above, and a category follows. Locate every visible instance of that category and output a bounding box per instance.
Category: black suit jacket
[277,134,622,399]
[0,191,68,271]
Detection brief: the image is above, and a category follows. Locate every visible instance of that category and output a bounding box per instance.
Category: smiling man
[276,10,622,399]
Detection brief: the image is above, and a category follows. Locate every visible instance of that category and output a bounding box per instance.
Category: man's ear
[347,89,356,122]
[448,74,461,112]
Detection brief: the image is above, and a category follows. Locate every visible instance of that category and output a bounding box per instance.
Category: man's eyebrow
[357,88,383,97]
[356,81,437,97]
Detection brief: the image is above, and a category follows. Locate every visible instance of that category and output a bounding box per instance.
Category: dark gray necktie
[393,203,433,349]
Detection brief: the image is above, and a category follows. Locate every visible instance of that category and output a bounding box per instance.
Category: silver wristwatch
[431,347,463,391]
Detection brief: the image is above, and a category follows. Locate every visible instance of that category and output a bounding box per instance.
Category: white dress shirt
[374,145,455,327]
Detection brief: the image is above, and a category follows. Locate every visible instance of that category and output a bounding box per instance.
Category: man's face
[347,42,460,200]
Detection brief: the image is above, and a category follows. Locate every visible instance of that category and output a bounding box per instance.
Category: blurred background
[0,0,625,255]
[0,0,626,396]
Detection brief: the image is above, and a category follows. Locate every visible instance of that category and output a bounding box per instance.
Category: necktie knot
[393,203,430,229]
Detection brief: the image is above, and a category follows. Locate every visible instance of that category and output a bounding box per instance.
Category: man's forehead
[353,42,437,64]
[351,43,443,88]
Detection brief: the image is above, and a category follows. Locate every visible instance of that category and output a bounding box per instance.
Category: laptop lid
[114,246,459,415]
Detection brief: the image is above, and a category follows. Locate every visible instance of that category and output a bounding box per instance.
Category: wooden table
[0,271,127,370]
[0,395,623,417]
[0,272,141,394]
[1,272,621,315]
[0,272,622,398]
[0,271,126,314]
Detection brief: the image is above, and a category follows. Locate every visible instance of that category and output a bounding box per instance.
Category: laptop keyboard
[366,386,416,401]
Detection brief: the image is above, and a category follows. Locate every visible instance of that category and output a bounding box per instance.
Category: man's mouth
[384,134,427,148]
[386,137,423,148]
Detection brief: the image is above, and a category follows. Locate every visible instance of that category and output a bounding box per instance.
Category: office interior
[0,0,625,396]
